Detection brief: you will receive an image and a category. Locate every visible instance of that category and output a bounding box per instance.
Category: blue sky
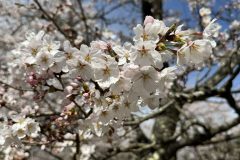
[164,0,231,28]
[106,0,238,34]
[104,0,239,90]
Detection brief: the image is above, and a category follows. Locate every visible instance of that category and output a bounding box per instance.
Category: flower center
[138,45,149,57]
[31,48,38,56]
[66,52,73,59]
[85,54,91,62]
[141,32,149,41]
[103,66,110,76]
[41,55,49,63]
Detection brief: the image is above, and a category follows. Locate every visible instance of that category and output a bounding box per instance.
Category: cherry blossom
[0,14,216,150]
[130,41,163,69]
[177,40,212,65]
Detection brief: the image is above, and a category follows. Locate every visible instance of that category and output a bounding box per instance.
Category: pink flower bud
[57,117,63,121]
[91,41,108,51]
[26,75,38,86]
[98,41,108,50]
[70,82,79,88]
[76,76,82,81]
[144,16,154,26]
[29,72,35,76]
[83,92,89,98]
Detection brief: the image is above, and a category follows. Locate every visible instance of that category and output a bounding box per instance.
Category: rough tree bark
[153,104,180,160]
[141,0,163,20]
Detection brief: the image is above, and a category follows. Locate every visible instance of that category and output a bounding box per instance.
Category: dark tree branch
[33,0,74,44]
[76,0,90,44]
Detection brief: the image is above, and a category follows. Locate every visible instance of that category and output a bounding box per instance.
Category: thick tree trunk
[141,0,163,20]
[153,104,179,160]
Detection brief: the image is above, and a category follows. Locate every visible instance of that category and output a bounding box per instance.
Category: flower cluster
[0,114,40,146]
[2,15,217,146]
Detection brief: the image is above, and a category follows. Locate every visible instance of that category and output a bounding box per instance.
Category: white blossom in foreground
[134,18,168,42]
[131,66,159,97]
[177,40,212,65]
[94,58,120,89]
[63,40,81,68]
[113,42,132,65]
[203,18,221,47]
[131,41,163,69]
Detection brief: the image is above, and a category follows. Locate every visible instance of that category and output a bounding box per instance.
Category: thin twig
[34,0,73,44]
[124,100,174,126]
[0,80,32,91]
